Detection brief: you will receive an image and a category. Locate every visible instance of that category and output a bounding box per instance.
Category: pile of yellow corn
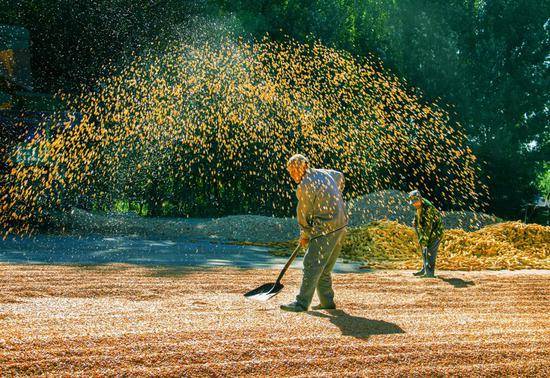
[267,220,549,270]
[439,222,549,270]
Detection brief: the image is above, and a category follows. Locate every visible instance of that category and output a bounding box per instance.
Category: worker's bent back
[297,168,348,239]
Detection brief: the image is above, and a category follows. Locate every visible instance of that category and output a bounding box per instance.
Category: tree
[0,0,204,91]
[219,0,550,219]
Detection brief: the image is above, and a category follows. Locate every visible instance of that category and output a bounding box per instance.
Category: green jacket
[414,198,444,247]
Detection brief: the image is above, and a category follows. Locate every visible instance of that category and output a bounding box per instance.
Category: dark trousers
[423,238,441,273]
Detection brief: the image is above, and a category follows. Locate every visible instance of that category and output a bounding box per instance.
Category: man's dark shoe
[424,270,436,278]
[280,301,307,312]
[311,303,336,310]
[413,268,425,277]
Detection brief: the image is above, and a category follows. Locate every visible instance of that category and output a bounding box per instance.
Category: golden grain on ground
[0,264,548,376]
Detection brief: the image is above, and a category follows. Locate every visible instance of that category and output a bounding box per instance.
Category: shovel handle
[275,244,302,284]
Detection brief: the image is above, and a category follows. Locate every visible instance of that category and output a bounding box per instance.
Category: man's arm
[418,207,440,247]
[414,210,429,247]
[323,169,345,193]
[337,171,345,193]
[296,184,313,240]
[427,206,444,241]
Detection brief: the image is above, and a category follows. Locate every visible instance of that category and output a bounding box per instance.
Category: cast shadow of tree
[308,309,404,339]
[439,277,475,288]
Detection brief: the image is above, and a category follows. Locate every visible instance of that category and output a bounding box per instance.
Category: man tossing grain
[281,154,348,312]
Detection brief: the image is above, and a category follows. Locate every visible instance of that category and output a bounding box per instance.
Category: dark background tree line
[1,0,548,220]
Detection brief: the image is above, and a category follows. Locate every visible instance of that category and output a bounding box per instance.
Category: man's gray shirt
[296,168,348,239]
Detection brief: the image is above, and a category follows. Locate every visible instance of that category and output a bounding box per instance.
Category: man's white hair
[287,154,309,168]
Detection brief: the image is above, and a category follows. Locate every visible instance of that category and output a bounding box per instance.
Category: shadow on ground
[309,309,404,339]
[0,234,364,272]
[439,277,475,288]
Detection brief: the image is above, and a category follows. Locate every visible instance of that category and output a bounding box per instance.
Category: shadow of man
[439,277,475,288]
[309,310,404,339]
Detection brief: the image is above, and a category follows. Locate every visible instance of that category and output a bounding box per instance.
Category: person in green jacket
[408,190,444,278]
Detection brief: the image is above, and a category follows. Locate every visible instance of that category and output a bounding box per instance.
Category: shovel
[244,244,302,301]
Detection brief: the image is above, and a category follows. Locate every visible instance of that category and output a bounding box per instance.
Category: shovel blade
[244,282,284,301]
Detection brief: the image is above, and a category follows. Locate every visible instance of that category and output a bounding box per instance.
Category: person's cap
[407,189,421,205]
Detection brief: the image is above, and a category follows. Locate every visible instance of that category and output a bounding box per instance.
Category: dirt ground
[0,264,549,377]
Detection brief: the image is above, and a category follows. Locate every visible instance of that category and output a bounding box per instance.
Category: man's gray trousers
[296,227,347,309]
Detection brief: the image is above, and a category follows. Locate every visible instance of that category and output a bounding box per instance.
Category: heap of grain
[200,215,297,243]
[349,221,549,270]
[270,220,549,270]
[441,222,549,270]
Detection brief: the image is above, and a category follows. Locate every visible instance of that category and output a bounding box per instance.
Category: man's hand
[299,235,309,248]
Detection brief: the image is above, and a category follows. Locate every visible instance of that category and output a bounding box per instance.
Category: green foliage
[537,163,550,201]
[1,0,204,90]
[214,0,550,220]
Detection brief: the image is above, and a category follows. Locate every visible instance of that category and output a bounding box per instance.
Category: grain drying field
[1,264,549,376]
